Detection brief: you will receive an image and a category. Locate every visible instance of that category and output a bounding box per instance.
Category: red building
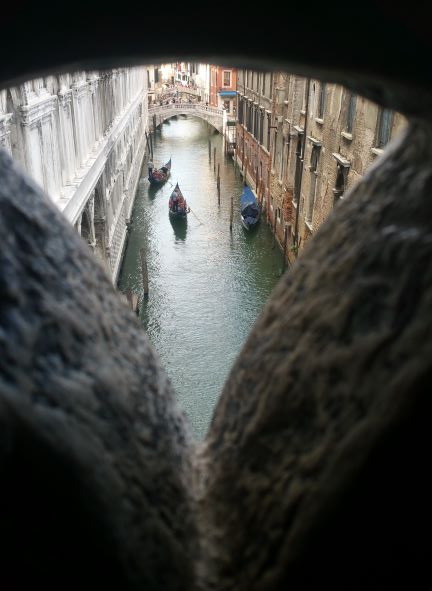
[209,66,237,115]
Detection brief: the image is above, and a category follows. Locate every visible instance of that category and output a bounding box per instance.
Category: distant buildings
[209,66,237,116]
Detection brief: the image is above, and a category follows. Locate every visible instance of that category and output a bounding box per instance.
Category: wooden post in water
[126,288,133,309]
[230,195,234,232]
[213,147,216,172]
[153,114,157,132]
[272,212,277,248]
[149,132,153,159]
[208,140,211,162]
[140,248,149,297]
[283,223,288,270]
[217,163,220,187]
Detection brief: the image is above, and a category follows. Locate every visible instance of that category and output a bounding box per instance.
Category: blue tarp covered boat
[240,185,260,230]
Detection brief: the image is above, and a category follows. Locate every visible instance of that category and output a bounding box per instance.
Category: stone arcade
[0,68,147,280]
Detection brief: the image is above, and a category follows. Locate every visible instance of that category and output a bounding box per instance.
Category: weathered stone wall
[0,148,198,590]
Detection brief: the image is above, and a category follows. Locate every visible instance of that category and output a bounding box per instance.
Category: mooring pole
[272,212,277,248]
[283,224,288,270]
[140,248,149,296]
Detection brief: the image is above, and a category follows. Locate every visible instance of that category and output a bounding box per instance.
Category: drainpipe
[293,77,310,257]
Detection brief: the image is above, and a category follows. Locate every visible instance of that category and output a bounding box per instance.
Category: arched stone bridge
[148,103,224,133]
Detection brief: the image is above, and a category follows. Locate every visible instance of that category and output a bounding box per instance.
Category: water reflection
[170,216,188,241]
[147,184,161,200]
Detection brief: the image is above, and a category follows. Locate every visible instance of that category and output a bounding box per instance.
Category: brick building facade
[236,71,406,263]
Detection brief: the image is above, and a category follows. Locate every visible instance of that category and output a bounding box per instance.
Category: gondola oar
[188,206,204,226]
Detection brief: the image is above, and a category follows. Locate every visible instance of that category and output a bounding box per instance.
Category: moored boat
[240,185,260,230]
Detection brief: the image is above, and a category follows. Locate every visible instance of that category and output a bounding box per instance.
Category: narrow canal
[118,116,284,439]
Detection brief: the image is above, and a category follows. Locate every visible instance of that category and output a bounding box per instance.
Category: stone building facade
[210,66,237,115]
[0,67,148,281]
[236,71,406,262]
[235,70,274,208]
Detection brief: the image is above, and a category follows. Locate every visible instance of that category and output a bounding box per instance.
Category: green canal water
[118,116,284,439]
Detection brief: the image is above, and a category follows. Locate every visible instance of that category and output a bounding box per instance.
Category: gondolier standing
[148,158,154,178]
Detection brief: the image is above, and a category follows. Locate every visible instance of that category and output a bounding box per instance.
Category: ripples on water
[118,117,284,439]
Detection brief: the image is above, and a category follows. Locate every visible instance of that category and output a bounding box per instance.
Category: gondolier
[148,159,154,177]
[169,183,189,219]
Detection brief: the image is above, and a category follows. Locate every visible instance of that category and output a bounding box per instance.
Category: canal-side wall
[0,67,148,282]
[234,150,287,260]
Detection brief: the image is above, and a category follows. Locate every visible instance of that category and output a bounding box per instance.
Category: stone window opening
[346,93,357,134]
[317,82,326,119]
[333,163,349,204]
[376,108,393,148]
[259,109,264,145]
[293,132,304,206]
[306,144,321,223]
[223,70,231,87]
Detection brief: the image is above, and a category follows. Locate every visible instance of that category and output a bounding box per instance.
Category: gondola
[240,185,260,230]
[169,183,190,219]
[148,158,171,185]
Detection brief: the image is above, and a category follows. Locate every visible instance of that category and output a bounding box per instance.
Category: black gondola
[240,185,260,230]
[149,158,171,185]
[169,183,190,219]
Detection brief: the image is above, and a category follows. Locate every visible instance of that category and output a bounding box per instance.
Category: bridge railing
[148,103,224,117]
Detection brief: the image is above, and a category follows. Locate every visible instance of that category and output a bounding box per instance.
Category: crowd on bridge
[152,82,202,107]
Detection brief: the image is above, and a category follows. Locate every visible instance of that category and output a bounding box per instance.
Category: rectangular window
[333,163,349,204]
[293,133,303,205]
[259,110,264,145]
[346,93,356,134]
[272,130,278,169]
[223,70,231,87]
[280,141,286,181]
[306,145,320,222]
[376,108,393,148]
[318,82,326,118]
[301,79,308,111]
[266,113,271,151]
[277,207,281,221]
